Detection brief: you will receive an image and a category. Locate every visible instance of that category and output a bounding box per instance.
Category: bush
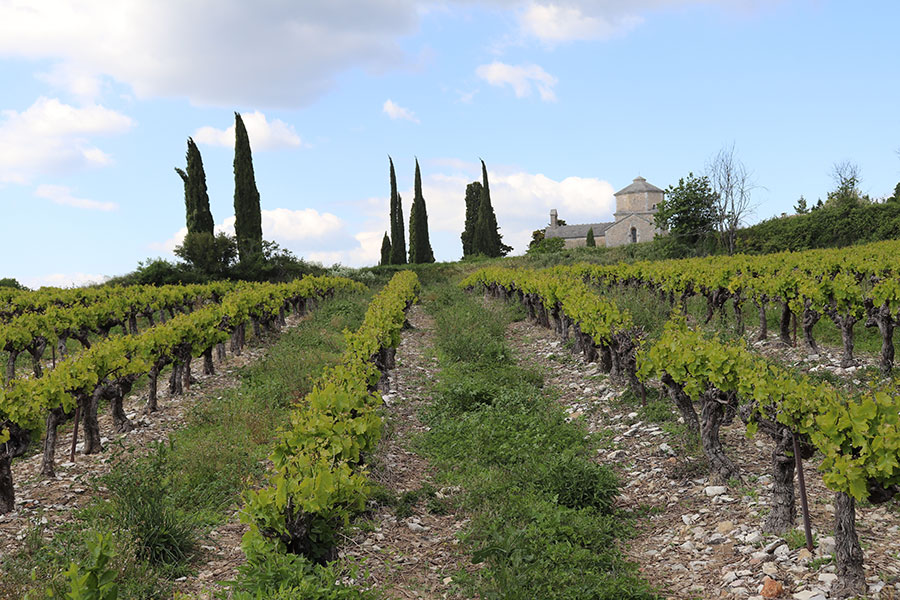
[526,236,565,255]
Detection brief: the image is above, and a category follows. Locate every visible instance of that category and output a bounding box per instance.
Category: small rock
[773,544,790,558]
[796,548,812,561]
[761,576,784,599]
[716,520,734,535]
[791,591,825,600]
[705,486,727,497]
[762,562,779,576]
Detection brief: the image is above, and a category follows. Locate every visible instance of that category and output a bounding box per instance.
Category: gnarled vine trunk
[832,491,865,599]
[700,388,739,485]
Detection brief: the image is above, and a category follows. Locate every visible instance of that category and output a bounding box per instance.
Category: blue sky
[1,0,898,287]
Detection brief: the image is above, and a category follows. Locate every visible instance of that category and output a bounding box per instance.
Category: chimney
[550,209,558,227]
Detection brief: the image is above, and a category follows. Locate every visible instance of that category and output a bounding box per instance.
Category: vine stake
[793,431,813,551]
[69,403,81,463]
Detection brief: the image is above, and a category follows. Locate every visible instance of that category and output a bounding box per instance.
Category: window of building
[630,227,637,244]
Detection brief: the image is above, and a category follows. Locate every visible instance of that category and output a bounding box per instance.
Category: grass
[420,283,659,600]
[0,293,371,600]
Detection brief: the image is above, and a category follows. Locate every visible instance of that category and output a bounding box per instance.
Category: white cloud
[516,1,736,44]
[475,62,558,101]
[519,2,643,43]
[151,208,344,254]
[352,162,615,259]
[21,272,111,289]
[416,168,614,250]
[0,1,420,107]
[307,230,386,267]
[382,99,420,123]
[36,63,105,102]
[193,112,302,150]
[35,184,118,211]
[0,97,133,183]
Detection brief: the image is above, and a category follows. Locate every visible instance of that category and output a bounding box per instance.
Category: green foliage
[526,236,565,255]
[586,227,596,247]
[655,172,717,251]
[173,231,237,275]
[423,285,657,599]
[461,180,483,258]
[782,528,815,551]
[388,157,406,265]
[379,232,391,266]
[233,112,263,263]
[102,443,197,566]
[737,199,900,253]
[469,161,512,258]
[62,533,119,600]
[174,138,214,236]
[229,537,379,599]
[408,159,435,264]
[0,277,26,290]
[240,272,419,564]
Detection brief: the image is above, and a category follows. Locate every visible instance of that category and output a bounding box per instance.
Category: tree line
[380,158,510,265]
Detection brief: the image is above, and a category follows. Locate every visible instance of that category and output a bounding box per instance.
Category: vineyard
[1,240,899,599]
[462,238,900,599]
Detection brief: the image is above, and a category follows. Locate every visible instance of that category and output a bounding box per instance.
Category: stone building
[545,176,664,248]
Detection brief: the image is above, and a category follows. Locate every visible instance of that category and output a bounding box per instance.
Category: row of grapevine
[0,275,366,514]
[638,318,899,598]
[464,266,899,599]
[564,238,900,374]
[241,270,419,563]
[1,282,235,382]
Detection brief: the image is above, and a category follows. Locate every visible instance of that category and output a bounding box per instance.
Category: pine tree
[586,227,596,247]
[233,113,263,262]
[175,138,214,235]
[460,181,482,258]
[388,157,406,265]
[380,232,391,266]
[408,159,435,264]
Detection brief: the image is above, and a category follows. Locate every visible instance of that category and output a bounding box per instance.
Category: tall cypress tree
[233,112,263,262]
[388,157,406,265]
[460,181,482,258]
[473,160,511,257]
[175,138,214,235]
[380,232,391,266]
[586,227,596,247]
[408,159,435,264]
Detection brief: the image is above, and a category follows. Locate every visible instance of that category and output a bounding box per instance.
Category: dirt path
[504,316,900,600]
[346,305,471,600]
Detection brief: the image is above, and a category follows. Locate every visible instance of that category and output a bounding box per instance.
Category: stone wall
[605,214,656,247]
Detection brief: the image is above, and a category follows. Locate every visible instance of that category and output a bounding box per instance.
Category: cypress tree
[586,227,596,247]
[175,138,214,235]
[474,160,511,257]
[388,157,406,264]
[233,112,263,262]
[380,232,391,266]
[460,181,482,258]
[408,159,435,264]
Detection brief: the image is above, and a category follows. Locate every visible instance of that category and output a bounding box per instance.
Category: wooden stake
[69,402,81,463]
[793,432,814,551]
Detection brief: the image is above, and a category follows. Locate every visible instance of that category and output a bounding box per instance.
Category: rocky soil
[345,306,471,599]
[0,323,300,597]
[506,317,900,600]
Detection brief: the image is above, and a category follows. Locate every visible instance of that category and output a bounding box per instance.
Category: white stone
[704,486,727,497]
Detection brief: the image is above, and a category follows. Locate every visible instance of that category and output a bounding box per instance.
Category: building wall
[605,214,656,247]
[615,190,664,214]
[561,234,606,249]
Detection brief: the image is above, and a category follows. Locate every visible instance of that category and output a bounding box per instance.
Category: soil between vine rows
[504,313,900,600]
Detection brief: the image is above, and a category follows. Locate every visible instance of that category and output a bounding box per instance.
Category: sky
[1,0,899,287]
